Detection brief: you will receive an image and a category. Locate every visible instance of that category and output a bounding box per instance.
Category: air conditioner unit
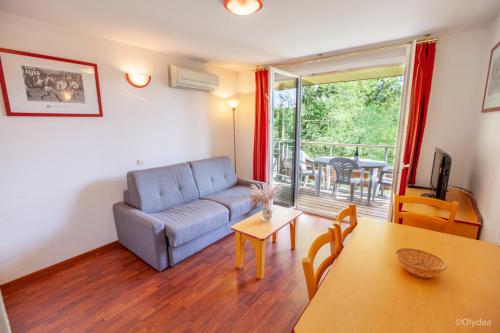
[169,65,219,91]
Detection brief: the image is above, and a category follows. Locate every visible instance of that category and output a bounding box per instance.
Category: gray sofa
[113,156,264,271]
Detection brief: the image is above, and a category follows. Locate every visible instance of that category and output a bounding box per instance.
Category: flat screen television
[423,148,452,200]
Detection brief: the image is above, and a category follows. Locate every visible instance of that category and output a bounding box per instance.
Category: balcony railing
[273,139,396,177]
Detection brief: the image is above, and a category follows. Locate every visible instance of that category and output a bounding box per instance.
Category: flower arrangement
[250,184,280,221]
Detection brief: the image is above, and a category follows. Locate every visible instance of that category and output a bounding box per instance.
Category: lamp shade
[125,73,151,88]
[227,99,240,109]
[224,0,263,15]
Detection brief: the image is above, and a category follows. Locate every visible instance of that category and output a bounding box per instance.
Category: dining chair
[336,204,358,241]
[330,157,364,202]
[393,195,459,233]
[302,223,343,300]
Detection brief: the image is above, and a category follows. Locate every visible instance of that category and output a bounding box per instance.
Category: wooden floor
[2,214,338,333]
[278,184,391,221]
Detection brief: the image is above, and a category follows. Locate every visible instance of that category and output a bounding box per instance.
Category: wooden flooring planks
[1,214,344,333]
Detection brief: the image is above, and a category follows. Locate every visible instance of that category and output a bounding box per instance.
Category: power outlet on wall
[137,159,145,166]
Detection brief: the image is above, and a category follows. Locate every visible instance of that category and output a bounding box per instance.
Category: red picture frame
[482,41,500,113]
[0,48,103,117]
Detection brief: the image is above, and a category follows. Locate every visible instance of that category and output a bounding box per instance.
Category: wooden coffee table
[231,205,302,279]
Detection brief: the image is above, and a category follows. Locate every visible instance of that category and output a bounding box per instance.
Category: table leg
[290,219,297,250]
[372,168,380,199]
[255,239,266,279]
[316,162,322,196]
[326,164,331,190]
[272,232,277,243]
[367,169,375,205]
[235,232,244,269]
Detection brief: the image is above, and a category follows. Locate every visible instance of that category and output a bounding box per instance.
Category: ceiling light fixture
[224,0,263,16]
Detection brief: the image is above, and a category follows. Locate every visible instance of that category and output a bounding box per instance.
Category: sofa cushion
[189,157,237,197]
[202,186,254,220]
[126,163,199,214]
[151,199,229,247]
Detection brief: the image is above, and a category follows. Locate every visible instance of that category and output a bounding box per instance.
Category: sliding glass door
[269,68,301,207]
[266,45,412,220]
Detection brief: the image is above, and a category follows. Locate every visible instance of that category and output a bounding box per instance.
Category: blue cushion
[126,163,199,213]
[189,157,237,197]
[151,199,229,247]
[202,186,254,220]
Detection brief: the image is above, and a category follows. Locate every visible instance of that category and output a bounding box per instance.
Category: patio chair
[330,157,364,202]
[278,151,294,182]
[299,150,319,188]
[376,167,394,196]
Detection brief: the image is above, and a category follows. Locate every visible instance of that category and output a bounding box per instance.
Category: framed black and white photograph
[0,48,103,117]
[482,41,500,113]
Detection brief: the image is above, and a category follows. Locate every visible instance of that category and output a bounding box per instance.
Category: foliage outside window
[273,76,403,167]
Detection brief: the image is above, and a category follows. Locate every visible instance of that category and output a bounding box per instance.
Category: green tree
[299,76,403,165]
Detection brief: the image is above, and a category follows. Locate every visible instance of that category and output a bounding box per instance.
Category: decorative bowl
[396,248,446,278]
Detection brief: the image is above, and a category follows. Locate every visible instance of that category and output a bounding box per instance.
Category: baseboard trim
[0,241,120,290]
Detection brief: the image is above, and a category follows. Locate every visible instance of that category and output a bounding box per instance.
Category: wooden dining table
[294,218,500,333]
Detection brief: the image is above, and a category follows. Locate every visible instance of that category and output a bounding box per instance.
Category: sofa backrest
[125,163,199,213]
[189,156,237,197]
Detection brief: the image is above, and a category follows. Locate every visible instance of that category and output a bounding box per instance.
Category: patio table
[314,156,388,205]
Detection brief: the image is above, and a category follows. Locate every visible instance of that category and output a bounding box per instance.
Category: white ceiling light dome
[224,0,263,16]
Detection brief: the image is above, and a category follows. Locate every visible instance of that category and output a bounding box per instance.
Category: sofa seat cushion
[151,199,229,247]
[202,186,254,220]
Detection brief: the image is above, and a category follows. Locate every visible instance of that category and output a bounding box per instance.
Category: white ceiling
[1,0,499,70]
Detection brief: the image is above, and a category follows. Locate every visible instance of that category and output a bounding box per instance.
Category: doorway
[270,61,409,220]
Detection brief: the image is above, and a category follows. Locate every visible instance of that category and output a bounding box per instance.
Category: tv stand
[404,186,482,239]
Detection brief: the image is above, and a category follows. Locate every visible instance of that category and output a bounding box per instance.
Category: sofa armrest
[237,177,266,189]
[113,203,169,271]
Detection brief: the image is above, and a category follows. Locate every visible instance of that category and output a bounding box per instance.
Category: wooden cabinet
[403,187,482,239]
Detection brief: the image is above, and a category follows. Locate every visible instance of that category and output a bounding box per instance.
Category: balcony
[273,140,396,220]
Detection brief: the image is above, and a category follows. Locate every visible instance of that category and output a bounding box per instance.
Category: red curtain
[399,42,436,195]
[253,69,269,182]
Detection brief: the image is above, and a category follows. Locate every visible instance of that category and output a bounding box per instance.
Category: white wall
[413,14,500,244]
[0,291,10,333]
[0,12,238,284]
[417,13,500,244]
[281,45,408,75]
[235,71,256,179]
[416,29,488,189]
[471,13,500,244]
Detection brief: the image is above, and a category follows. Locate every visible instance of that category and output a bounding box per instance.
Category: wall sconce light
[125,73,151,88]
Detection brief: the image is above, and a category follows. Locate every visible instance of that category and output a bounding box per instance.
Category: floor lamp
[227,99,240,173]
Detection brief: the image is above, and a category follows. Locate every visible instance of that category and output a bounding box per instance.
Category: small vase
[262,200,273,221]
